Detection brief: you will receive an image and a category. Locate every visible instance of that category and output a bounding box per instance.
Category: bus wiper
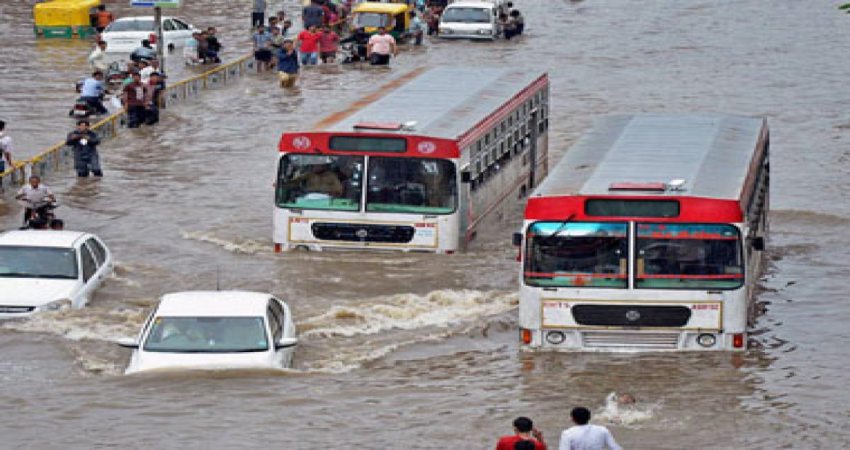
[540,214,575,245]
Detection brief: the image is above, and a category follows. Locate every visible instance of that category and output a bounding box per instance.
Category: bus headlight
[546,331,566,345]
[697,333,716,348]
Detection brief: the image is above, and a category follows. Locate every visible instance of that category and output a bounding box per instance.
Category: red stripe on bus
[636,274,743,279]
[525,196,744,223]
[524,272,627,279]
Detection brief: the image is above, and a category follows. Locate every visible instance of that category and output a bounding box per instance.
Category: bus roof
[532,113,768,201]
[317,67,547,144]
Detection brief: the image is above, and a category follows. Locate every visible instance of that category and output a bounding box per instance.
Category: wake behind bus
[516,113,769,351]
[275,67,549,253]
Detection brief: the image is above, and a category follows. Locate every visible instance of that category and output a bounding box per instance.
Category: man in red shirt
[296,25,322,65]
[318,25,340,63]
[495,417,547,450]
[122,71,146,128]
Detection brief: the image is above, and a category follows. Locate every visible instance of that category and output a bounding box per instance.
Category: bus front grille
[582,331,680,349]
[572,305,692,327]
[311,223,416,244]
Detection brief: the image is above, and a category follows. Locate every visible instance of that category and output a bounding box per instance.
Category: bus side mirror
[512,232,523,247]
[750,236,765,251]
[460,171,472,183]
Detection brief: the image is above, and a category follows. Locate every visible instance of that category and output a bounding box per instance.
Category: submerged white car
[118,291,298,374]
[0,230,113,318]
[99,16,197,56]
[439,1,501,41]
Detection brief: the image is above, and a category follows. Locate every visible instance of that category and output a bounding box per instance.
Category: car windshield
[143,317,269,353]
[636,223,743,289]
[106,19,155,32]
[525,222,629,288]
[0,246,78,279]
[277,154,363,211]
[366,157,457,214]
[442,7,491,23]
[356,12,389,28]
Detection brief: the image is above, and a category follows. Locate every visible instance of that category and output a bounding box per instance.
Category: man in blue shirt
[276,39,299,89]
[80,71,108,115]
[253,25,273,72]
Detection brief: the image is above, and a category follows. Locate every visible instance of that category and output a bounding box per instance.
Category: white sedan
[118,291,298,374]
[0,230,113,318]
[98,16,197,56]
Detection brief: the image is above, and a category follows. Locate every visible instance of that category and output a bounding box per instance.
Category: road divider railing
[0,54,254,195]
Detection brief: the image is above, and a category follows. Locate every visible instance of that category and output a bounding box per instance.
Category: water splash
[180,230,272,255]
[595,392,658,427]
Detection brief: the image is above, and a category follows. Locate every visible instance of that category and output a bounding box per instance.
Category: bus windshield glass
[525,222,628,288]
[355,13,389,28]
[366,157,457,214]
[277,154,363,211]
[442,7,491,23]
[636,223,743,289]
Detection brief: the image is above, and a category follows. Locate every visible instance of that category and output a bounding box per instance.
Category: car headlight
[40,299,72,312]
[440,28,453,34]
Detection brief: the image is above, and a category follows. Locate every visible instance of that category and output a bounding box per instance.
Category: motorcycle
[18,200,60,230]
[69,79,110,118]
[340,43,368,64]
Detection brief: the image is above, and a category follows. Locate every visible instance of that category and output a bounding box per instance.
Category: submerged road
[1,0,849,447]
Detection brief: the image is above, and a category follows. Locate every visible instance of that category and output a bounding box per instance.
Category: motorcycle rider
[14,175,56,227]
[80,71,109,115]
[130,39,157,62]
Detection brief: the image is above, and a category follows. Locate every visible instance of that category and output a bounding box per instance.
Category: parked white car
[118,291,298,374]
[98,16,197,57]
[0,230,113,318]
[439,1,501,41]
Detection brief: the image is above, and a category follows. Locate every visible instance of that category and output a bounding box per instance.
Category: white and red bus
[275,67,549,253]
[516,114,769,351]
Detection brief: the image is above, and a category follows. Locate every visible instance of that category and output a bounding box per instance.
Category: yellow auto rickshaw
[350,2,412,41]
[33,0,101,39]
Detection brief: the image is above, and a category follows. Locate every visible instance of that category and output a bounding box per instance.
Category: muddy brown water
[1,0,850,448]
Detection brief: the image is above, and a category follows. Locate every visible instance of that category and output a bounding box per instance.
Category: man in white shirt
[14,175,56,226]
[367,26,397,65]
[0,120,14,174]
[88,40,109,72]
[559,407,622,450]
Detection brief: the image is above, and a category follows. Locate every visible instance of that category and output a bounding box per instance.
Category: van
[438,1,500,41]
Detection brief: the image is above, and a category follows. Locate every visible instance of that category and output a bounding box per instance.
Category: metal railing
[0,54,254,195]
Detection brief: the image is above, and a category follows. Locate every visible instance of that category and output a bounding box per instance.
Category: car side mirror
[116,337,139,349]
[750,236,765,251]
[460,171,472,183]
[512,231,523,247]
[275,337,298,350]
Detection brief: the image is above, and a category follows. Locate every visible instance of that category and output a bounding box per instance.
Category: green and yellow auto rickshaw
[350,2,412,41]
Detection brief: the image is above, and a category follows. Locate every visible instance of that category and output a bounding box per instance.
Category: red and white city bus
[275,67,549,253]
[516,114,769,351]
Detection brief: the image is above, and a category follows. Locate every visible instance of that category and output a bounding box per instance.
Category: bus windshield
[366,157,457,214]
[525,222,628,288]
[277,154,363,211]
[636,223,743,289]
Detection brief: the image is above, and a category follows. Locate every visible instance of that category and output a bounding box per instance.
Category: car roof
[156,291,276,318]
[446,1,496,8]
[0,230,89,248]
[112,16,182,21]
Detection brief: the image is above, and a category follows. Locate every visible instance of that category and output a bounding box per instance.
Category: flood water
[2,0,850,448]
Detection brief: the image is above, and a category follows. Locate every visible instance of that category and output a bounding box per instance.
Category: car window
[107,19,155,32]
[80,245,97,282]
[86,238,107,265]
[163,19,175,31]
[172,19,189,30]
[267,301,283,342]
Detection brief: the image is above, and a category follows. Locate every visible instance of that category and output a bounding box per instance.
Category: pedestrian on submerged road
[558,407,621,450]
[276,39,299,89]
[0,120,15,174]
[252,0,266,29]
[94,4,114,33]
[297,25,322,66]
[302,0,325,29]
[367,27,397,66]
[496,416,548,450]
[123,71,146,128]
[319,25,340,63]
[88,40,109,72]
[66,119,102,177]
[253,25,273,72]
